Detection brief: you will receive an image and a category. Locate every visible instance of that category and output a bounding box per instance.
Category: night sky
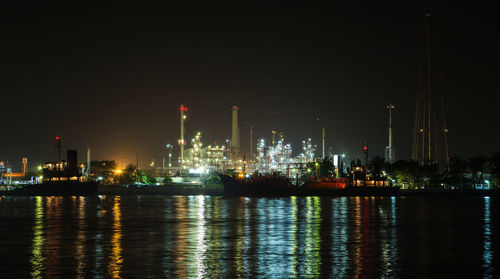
[1,2,499,170]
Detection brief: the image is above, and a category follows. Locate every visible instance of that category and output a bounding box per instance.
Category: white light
[189,167,208,174]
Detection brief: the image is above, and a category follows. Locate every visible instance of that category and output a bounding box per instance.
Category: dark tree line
[361,153,500,189]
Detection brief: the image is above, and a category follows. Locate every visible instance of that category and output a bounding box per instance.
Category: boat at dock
[3,148,99,196]
[219,173,400,197]
[219,174,295,196]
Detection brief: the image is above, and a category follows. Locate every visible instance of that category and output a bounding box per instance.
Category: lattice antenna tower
[412,12,449,169]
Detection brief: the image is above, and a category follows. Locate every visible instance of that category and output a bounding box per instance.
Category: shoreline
[1,185,499,197]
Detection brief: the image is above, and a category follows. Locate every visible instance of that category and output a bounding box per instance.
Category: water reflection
[379,197,398,277]
[4,196,500,277]
[304,196,321,277]
[108,196,122,278]
[483,197,493,277]
[30,196,45,279]
[289,196,298,277]
[75,197,86,279]
[188,196,207,278]
[331,197,349,277]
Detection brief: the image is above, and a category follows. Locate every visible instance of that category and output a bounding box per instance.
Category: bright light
[114,169,122,174]
[189,167,208,174]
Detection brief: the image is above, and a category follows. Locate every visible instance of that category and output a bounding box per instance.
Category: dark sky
[1,2,499,170]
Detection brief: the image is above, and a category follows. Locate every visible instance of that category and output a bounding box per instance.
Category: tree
[118,164,137,185]
[420,164,440,188]
[370,155,386,178]
[488,153,500,188]
[448,157,467,189]
[386,160,420,189]
[469,156,488,187]
[163,174,173,185]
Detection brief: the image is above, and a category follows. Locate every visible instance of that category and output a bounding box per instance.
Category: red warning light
[56,136,60,140]
[184,107,188,111]
[363,146,368,152]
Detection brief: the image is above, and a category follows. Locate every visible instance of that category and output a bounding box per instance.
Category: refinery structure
[175,104,347,180]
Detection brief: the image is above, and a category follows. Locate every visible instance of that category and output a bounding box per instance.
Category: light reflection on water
[483,196,493,277]
[30,196,44,279]
[108,196,122,278]
[0,196,496,278]
[331,197,348,277]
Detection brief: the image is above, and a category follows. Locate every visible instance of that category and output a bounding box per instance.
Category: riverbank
[1,185,498,197]
[98,185,223,196]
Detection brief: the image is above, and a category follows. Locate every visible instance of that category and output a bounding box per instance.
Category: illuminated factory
[176,104,323,176]
[182,131,227,172]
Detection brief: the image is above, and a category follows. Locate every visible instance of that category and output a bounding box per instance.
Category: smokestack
[249,125,253,159]
[322,128,325,159]
[87,146,91,177]
[22,157,27,176]
[231,105,240,161]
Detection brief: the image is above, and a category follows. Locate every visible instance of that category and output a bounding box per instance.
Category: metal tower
[179,105,187,168]
[412,12,449,169]
[385,104,395,163]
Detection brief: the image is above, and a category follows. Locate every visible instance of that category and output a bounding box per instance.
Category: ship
[8,149,98,196]
[219,173,295,196]
[220,173,399,197]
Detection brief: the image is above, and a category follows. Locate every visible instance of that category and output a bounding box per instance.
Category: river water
[0,195,497,278]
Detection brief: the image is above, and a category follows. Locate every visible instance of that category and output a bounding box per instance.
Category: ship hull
[219,174,294,197]
[220,174,399,197]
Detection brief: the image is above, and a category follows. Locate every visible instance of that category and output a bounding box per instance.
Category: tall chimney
[322,128,325,159]
[231,106,240,161]
[22,157,27,176]
[87,146,91,177]
[249,125,253,159]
